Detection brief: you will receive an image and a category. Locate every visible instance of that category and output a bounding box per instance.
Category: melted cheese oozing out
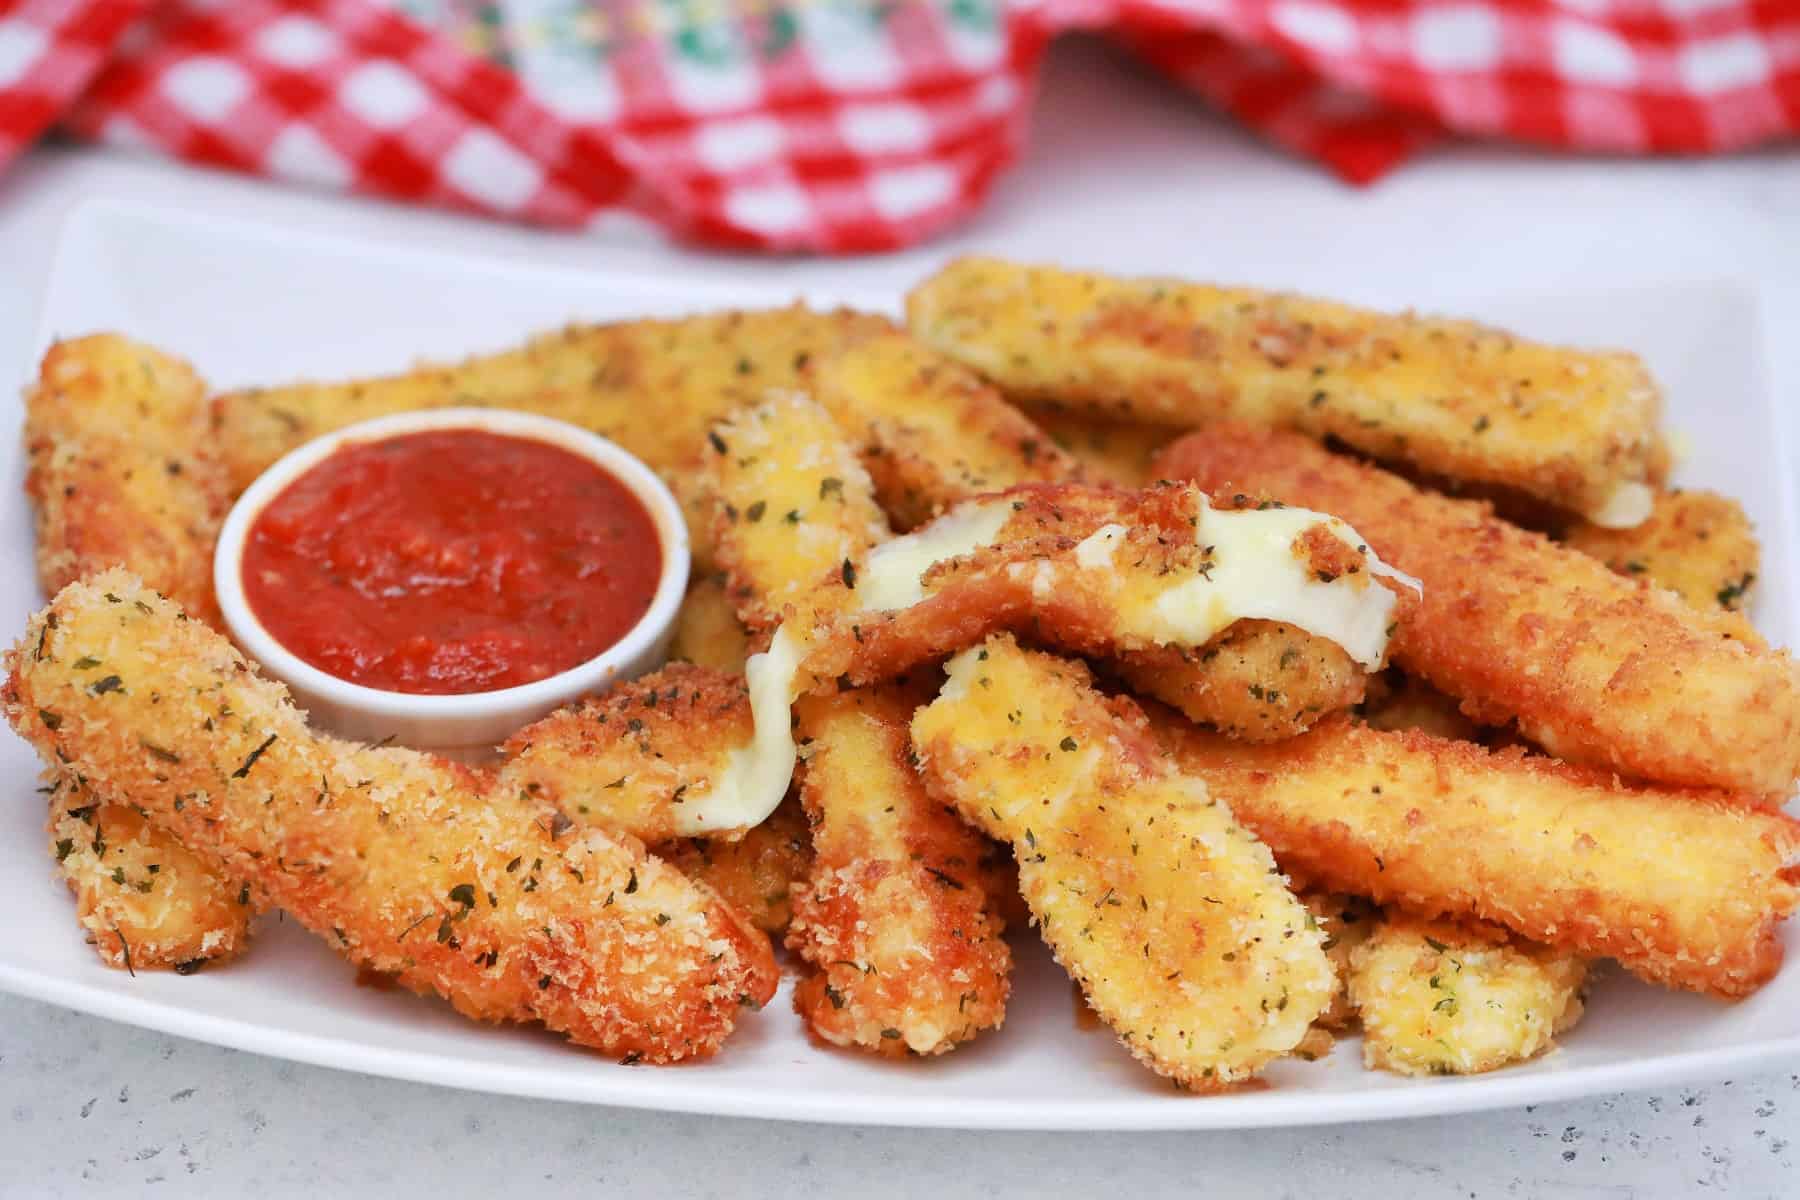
[677,495,1415,832]
[1585,480,1655,530]
[1075,500,1417,669]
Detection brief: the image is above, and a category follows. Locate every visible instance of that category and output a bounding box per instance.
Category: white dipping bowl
[214,408,690,756]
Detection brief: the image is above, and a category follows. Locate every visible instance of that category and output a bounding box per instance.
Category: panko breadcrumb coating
[652,795,811,936]
[24,335,245,970]
[1298,891,1377,1030]
[912,636,1335,1088]
[787,686,1011,1056]
[47,772,252,973]
[1156,425,1800,795]
[1358,669,1481,742]
[7,573,777,1061]
[908,257,1668,522]
[1155,714,1800,997]
[1349,914,1587,1076]
[810,332,1077,529]
[1563,488,1761,626]
[1031,408,1171,488]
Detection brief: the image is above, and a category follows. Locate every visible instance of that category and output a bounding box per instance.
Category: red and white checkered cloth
[1,0,1795,252]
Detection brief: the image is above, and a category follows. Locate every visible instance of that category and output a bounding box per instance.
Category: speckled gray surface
[2,993,1796,1197]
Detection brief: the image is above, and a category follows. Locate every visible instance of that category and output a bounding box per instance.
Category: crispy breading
[25,335,227,628]
[1031,408,1172,488]
[1563,488,1761,623]
[794,484,1407,712]
[24,335,244,970]
[1299,891,1377,1030]
[496,664,753,844]
[1358,669,1480,742]
[1349,914,1587,1076]
[1154,713,1800,997]
[786,686,1010,1056]
[702,392,891,634]
[652,795,811,936]
[810,332,1076,529]
[6,572,777,1061]
[668,572,751,675]
[212,306,896,492]
[46,773,252,973]
[911,636,1335,1088]
[1156,425,1800,795]
[908,257,1669,521]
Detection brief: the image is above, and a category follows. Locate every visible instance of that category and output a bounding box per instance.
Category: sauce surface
[243,429,662,695]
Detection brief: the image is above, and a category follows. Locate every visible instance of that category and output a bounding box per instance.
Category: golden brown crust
[1154,712,1800,997]
[667,572,751,675]
[1030,408,1172,488]
[1349,913,1587,1076]
[786,686,1010,1056]
[7,573,777,1061]
[46,774,252,973]
[1156,425,1800,795]
[908,256,1668,519]
[701,392,890,634]
[1298,891,1377,1030]
[1563,488,1761,628]
[911,635,1335,1088]
[1357,669,1481,742]
[810,332,1076,529]
[652,795,811,937]
[497,664,754,844]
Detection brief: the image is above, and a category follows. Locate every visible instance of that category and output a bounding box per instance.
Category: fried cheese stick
[907,257,1668,524]
[1155,714,1800,997]
[912,636,1335,1088]
[1348,914,1587,1076]
[211,306,895,491]
[804,346,1371,739]
[1157,426,1800,795]
[810,332,1077,529]
[667,572,752,674]
[787,686,1011,1056]
[1031,408,1171,488]
[1298,891,1377,1031]
[24,335,249,971]
[1563,488,1761,624]
[651,796,811,937]
[7,573,778,1060]
[701,392,891,634]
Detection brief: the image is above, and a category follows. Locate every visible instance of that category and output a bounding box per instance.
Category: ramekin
[214,408,690,756]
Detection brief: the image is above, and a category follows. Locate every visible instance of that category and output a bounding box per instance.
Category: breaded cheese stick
[46,771,252,973]
[7,573,778,1061]
[908,257,1668,523]
[212,306,895,492]
[24,335,248,970]
[702,392,891,633]
[1349,914,1587,1076]
[1299,891,1377,1030]
[1563,488,1761,622]
[1157,426,1800,795]
[787,686,1011,1056]
[652,795,811,937]
[807,341,1367,739]
[667,572,752,674]
[1032,408,1171,488]
[911,635,1335,1088]
[1358,669,1481,742]
[810,332,1077,529]
[1155,714,1800,997]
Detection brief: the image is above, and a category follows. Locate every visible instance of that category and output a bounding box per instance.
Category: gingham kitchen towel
[1,1,1795,252]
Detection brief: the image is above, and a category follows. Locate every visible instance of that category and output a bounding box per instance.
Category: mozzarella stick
[787,686,1011,1056]
[810,332,1077,529]
[652,795,811,937]
[1298,891,1377,1030]
[6,573,778,1061]
[24,335,248,969]
[908,258,1670,523]
[212,306,895,492]
[1031,408,1171,488]
[1155,713,1800,997]
[1563,488,1761,628]
[701,392,891,633]
[1348,913,1587,1077]
[912,636,1335,1088]
[668,572,752,674]
[1157,426,1800,795]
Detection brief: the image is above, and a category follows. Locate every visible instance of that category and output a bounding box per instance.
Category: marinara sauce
[242,429,662,695]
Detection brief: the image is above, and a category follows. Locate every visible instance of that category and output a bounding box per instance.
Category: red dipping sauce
[241,428,662,695]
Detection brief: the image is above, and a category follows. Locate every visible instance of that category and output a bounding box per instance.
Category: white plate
[3,199,1797,1131]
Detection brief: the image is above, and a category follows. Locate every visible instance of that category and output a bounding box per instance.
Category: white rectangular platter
[1,198,1796,1130]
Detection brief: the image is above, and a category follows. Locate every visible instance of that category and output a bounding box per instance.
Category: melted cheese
[1586,480,1655,530]
[674,493,1416,833]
